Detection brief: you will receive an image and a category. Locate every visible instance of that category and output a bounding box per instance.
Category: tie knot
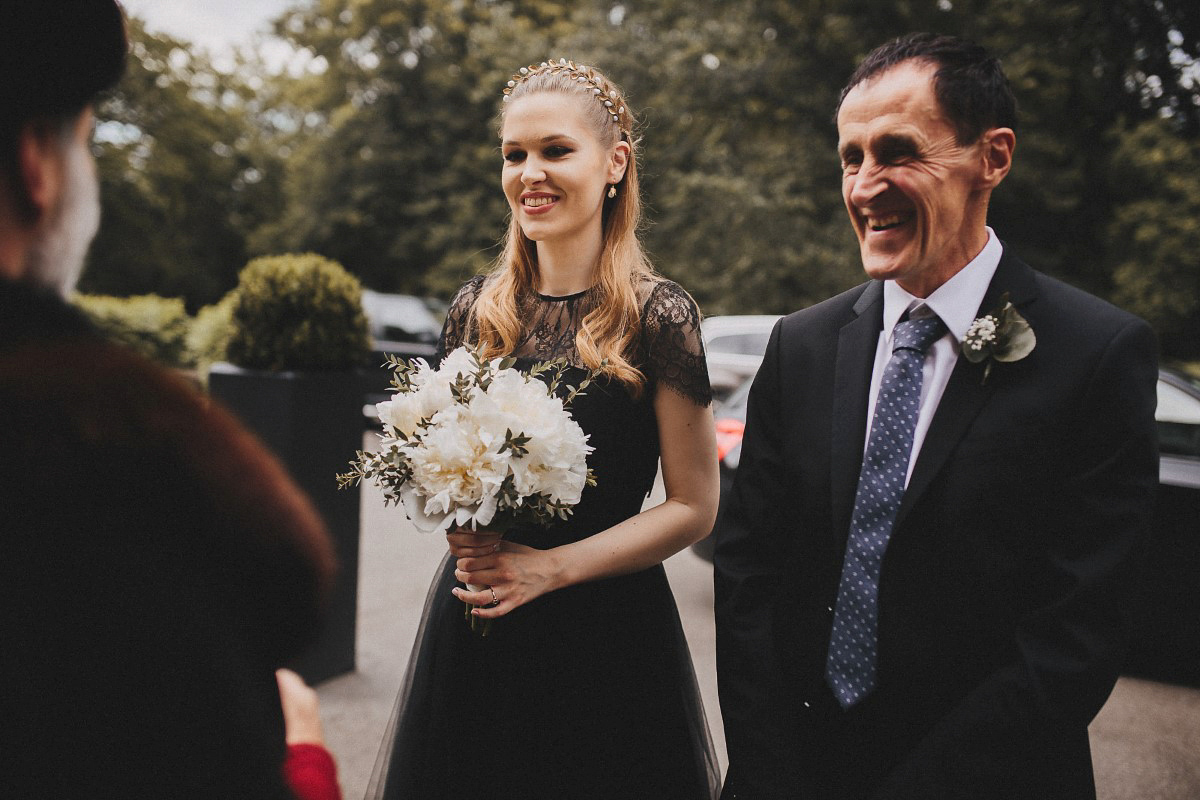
[892,314,946,355]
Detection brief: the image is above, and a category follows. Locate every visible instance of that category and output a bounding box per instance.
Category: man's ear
[977,127,1015,190]
[16,120,64,224]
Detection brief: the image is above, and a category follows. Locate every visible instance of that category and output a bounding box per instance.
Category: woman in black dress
[368,60,720,800]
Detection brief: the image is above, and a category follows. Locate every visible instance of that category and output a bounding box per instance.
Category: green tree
[91,1,1199,355]
[86,17,282,309]
[558,0,868,314]
[1108,119,1200,359]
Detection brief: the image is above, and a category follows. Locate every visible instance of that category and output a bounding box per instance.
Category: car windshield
[362,290,441,343]
[1159,381,1200,425]
[707,332,773,356]
[1157,377,1200,458]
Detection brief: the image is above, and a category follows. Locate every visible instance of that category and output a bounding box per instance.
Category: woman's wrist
[545,545,574,593]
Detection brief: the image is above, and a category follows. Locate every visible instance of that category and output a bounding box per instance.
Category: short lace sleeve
[641,280,712,407]
[435,275,486,363]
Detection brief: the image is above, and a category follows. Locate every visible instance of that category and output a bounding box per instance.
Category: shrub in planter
[186,291,237,380]
[226,253,371,371]
[74,293,192,368]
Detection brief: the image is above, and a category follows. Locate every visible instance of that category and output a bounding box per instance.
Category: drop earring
[607,185,617,199]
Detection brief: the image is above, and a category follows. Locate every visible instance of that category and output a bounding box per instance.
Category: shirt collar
[881,227,1002,344]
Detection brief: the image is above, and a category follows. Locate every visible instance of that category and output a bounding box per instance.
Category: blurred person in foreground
[0,3,341,797]
[713,33,1158,799]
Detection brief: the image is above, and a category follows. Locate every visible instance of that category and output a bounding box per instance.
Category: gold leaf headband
[502,58,629,131]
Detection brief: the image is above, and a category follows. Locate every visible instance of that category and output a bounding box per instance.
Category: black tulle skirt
[365,551,719,800]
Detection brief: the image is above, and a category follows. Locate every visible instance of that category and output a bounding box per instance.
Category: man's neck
[0,193,34,281]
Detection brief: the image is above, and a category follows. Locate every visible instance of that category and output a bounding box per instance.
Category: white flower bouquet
[339,345,596,632]
[340,344,596,576]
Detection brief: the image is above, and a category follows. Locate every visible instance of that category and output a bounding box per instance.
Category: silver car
[701,314,781,403]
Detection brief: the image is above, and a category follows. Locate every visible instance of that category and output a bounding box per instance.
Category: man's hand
[276,668,325,746]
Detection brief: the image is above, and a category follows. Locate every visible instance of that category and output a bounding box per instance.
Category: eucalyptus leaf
[994,312,1037,362]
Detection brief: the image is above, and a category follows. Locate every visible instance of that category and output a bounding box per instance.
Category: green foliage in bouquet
[225,253,371,372]
[74,293,192,368]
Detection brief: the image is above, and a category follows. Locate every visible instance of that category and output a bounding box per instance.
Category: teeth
[869,214,907,230]
[524,196,556,207]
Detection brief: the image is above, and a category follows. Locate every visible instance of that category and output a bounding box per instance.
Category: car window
[707,332,772,357]
[1157,379,1200,458]
[362,291,442,343]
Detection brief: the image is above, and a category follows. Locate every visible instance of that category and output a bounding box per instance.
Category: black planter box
[208,363,362,685]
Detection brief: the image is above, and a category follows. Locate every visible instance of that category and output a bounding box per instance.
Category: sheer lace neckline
[437,275,713,406]
[534,286,594,302]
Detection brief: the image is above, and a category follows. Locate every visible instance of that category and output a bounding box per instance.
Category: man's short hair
[1,1,127,123]
[837,32,1017,144]
[0,1,126,211]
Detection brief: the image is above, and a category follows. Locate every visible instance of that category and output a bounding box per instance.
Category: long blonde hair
[471,62,655,394]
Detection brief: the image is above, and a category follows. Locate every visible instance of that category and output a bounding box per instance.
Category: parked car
[361,289,442,347]
[695,366,1200,685]
[1127,367,1200,684]
[701,314,781,403]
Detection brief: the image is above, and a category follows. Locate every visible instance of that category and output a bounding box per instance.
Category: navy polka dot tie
[826,313,947,709]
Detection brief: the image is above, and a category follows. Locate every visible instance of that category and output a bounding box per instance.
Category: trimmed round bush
[186,291,237,378]
[225,253,371,371]
[74,293,192,368]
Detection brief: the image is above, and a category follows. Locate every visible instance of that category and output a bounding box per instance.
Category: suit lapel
[830,282,884,546]
[893,249,1040,528]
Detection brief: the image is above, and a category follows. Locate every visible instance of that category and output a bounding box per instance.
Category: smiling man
[714,33,1159,798]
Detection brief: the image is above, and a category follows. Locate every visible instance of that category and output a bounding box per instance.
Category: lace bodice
[437,275,712,407]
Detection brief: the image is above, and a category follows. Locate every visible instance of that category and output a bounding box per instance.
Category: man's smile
[866,212,913,232]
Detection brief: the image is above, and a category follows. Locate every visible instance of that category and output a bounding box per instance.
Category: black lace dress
[367,276,720,800]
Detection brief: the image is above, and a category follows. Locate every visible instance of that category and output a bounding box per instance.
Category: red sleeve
[283,743,342,800]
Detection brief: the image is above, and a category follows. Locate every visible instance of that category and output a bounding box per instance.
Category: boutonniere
[961,293,1036,384]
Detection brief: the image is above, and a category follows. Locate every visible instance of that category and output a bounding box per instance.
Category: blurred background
[91,0,1198,367]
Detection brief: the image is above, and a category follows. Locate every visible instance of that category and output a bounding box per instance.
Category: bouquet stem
[463,583,494,637]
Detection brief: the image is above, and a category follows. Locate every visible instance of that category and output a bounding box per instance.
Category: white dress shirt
[864,227,1003,486]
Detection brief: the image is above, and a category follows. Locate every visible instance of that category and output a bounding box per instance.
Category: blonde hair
[471,62,655,394]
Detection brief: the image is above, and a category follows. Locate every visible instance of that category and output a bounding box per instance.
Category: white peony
[420,347,486,404]
[483,370,592,504]
[376,391,428,439]
[400,401,511,532]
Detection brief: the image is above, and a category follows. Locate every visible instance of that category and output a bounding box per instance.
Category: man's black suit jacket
[713,249,1158,799]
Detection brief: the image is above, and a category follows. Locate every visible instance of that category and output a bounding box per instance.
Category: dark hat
[0,0,128,124]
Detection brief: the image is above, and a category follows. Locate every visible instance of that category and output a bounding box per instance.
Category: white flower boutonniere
[961,293,1036,384]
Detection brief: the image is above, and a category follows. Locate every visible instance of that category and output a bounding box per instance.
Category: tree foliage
[86,18,282,309]
[94,2,1200,357]
[1108,119,1200,355]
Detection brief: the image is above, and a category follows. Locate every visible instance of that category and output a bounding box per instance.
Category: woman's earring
[607,185,617,199]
